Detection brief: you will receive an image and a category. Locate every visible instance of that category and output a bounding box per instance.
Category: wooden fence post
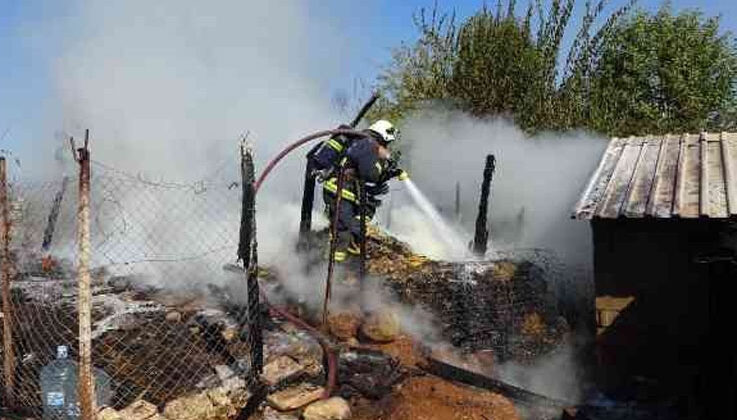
[455,181,461,222]
[1,157,16,407]
[238,141,263,377]
[473,154,496,256]
[74,130,95,419]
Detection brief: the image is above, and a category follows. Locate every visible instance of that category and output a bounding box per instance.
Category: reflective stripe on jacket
[323,177,357,202]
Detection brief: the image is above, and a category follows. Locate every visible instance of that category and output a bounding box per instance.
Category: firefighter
[322,120,407,265]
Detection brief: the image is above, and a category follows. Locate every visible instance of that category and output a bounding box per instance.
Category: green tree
[589,5,737,135]
[448,5,544,125]
[370,0,635,131]
[368,7,458,122]
[370,1,737,136]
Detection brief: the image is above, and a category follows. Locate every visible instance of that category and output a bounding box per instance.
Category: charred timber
[238,144,256,269]
[424,355,572,408]
[239,144,263,376]
[41,175,69,252]
[298,160,317,246]
[473,154,495,256]
[323,165,346,327]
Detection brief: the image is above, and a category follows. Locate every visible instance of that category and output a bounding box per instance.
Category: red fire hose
[253,128,369,398]
[253,128,368,192]
[259,290,338,398]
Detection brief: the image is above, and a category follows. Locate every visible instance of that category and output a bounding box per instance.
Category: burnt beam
[473,154,495,256]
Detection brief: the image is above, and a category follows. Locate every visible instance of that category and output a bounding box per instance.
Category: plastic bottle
[40,345,112,419]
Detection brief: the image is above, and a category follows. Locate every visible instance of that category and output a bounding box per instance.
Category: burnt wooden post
[74,130,95,419]
[41,176,69,252]
[455,181,461,222]
[358,180,368,278]
[238,142,263,377]
[323,165,346,328]
[298,162,317,247]
[358,180,367,308]
[473,154,496,256]
[1,157,15,406]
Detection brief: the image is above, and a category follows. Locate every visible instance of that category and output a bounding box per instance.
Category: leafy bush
[370,1,737,136]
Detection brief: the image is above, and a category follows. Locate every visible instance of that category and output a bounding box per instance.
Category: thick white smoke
[13,0,362,303]
[29,0,347,187]
[380,109,608,271]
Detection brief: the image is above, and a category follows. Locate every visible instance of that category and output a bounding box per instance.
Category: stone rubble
[302,397,352,420]
[360,311,400,343]
[261,355,306,387]
[266,383,325,411]
[163,392,217,420]
[264,328,324,378]
[327,311,361,341]
[262,406,300,420]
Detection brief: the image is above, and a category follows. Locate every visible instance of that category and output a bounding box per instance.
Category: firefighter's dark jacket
[323,137,388,203]
[345,137,386,184]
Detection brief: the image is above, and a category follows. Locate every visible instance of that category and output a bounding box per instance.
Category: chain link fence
[0,151,263,418]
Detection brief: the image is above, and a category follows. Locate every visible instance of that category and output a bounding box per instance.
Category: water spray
[402,178,471,260]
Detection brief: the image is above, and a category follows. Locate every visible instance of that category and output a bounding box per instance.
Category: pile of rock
[98,364,249,420]
[327,309,401,345]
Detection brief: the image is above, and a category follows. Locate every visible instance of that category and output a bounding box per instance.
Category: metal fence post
[74,130,95,419]
[1,157,16,407]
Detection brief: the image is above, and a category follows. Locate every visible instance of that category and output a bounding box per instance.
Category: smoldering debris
[361,229,571,362]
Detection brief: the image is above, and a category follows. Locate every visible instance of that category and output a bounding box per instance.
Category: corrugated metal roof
[574,132,737,219]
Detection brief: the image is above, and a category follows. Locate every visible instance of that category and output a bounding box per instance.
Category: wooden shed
[573,133,737,415]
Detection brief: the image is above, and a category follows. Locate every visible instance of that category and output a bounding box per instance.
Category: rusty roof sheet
[573,132,737,219]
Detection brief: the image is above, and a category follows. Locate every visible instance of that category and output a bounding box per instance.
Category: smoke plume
[379,108,608,271]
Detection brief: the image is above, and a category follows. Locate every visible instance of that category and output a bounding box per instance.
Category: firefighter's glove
[366,182,389,196]
[366,197,382,217]
[386,167,407,181]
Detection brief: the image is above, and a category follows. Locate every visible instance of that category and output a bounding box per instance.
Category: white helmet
[368,120,397,144]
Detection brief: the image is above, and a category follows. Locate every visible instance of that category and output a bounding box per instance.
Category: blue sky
[1,0,735,159]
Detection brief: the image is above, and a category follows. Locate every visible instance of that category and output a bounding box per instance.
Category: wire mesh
[1,162,260,418]
[379,246,574,363]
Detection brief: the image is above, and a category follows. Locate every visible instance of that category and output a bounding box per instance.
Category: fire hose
[250,128,373,399]
[258,290,338,398]
[247,94,384,399]
[253,128,369,192]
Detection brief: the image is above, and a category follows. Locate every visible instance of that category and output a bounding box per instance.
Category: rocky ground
[5,229,574,420]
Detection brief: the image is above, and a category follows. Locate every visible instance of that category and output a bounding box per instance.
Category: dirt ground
[343,335,521,420]
[367,334,426,368]
[350,375,520,420]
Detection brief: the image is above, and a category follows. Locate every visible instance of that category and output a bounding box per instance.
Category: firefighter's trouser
[323,180,362,263]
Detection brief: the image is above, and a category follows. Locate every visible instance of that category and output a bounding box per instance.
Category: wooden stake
[238,141,263,377]
[455,181,461,222]
[75,130,95,419]
[473,155,496,256]
[1,157,16,407]
[323,166,345,328]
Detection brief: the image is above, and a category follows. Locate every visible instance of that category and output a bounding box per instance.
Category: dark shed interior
[593,219,735,403]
